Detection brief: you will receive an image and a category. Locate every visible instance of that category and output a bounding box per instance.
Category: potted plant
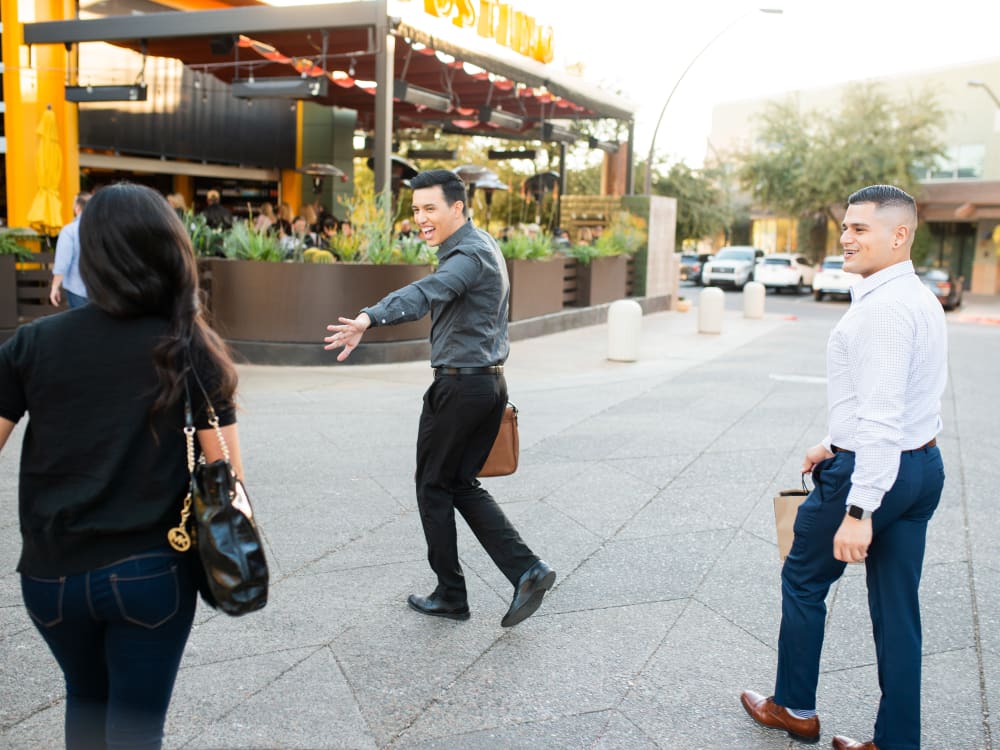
[0,229,37,329]
[566,212,645,306]
[500,230,565,320]
[204,191,435,347]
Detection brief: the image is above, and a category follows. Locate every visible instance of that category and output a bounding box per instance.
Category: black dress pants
[415,372,537,602]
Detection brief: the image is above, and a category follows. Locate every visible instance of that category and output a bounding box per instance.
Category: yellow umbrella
[26,106,64,236]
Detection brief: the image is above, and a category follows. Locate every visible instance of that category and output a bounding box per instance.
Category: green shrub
[326,233,363,263]
[221,220,285,262]
[0,229,38,261]
[500,231,554,260]
[594,211,646,257]
[394,234,437,265]
[564,243,604,265]
[183,211,226,258]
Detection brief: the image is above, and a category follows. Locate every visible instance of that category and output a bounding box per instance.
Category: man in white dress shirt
[741,185,947,750]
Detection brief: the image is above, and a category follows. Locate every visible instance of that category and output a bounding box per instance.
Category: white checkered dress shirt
[823,260,948,512]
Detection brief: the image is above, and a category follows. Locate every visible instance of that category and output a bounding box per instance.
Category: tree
[653,162,731,246]
[738,83,945,254]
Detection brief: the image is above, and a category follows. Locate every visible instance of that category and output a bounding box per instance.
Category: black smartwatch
[846,504,872,521]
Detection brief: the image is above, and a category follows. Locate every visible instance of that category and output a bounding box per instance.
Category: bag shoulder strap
[186,348,231,463]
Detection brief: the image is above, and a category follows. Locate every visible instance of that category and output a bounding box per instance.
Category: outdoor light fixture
[231,76,328,99]
[65,84,148,102]
[393,79,452,112]
[542,122,576,143]
[588,136,620,154]
[407,149,458,160]
[488,149,537,160]
[479,106,524,130]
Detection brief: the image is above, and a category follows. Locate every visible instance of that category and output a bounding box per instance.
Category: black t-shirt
[0,305,236,577]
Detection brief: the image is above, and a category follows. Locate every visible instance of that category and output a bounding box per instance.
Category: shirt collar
[851,260,915,302]
[437,219,475,258]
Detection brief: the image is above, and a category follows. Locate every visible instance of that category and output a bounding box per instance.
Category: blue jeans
[774,447,944,750]
[21,548,197,750]
[65,289,87,308]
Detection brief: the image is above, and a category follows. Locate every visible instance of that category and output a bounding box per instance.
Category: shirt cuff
[821,434,832,453]
[845,484,883,513]
[360,306,381,327]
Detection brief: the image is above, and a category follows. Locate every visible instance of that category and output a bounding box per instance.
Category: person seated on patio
[280,215,316,258]
[340,220,354,238]
[200,189,233,230]
[300,204,320,236]
[166,192,187,219]
[316,215,342,259]
[275,201,294,237]
[254,202,276,233]
[397,219,415,239]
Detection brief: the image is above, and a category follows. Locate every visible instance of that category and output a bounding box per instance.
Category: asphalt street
[1,291,998,749]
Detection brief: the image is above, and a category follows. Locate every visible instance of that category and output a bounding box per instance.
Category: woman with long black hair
[0,183,242,749]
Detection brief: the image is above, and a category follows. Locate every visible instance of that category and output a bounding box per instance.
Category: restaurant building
[2,0,636,229]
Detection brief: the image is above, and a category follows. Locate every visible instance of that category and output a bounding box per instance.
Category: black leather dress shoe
[501,560,556,627]
[407,593,470,621]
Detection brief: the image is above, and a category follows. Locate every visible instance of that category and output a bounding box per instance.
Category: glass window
[920,144,985,180]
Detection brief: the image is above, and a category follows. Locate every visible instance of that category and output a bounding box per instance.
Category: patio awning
[22,0,636,135]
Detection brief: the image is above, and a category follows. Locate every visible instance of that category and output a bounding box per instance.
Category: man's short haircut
[410,169,468,213]
[75,192,92,210]
[848,184,916,222]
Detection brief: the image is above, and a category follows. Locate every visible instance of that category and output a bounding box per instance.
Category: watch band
[846,504,873,521]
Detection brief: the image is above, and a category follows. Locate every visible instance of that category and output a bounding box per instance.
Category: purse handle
[185,356,231,465]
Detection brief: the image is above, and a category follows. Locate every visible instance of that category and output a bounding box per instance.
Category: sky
[541,0,1000,167]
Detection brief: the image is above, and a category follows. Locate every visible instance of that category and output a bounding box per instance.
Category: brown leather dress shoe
[740,690,820,744]
[832,736,878,750]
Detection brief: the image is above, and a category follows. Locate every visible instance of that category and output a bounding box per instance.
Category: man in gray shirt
[324,169,554,627]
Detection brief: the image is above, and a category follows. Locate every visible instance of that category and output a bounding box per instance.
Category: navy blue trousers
[21,547,197,750]
[774,446,944,750]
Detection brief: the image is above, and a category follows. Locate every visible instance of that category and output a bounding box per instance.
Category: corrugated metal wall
[78,63,296,169]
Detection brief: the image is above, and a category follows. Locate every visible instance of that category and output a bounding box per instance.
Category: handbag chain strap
[167,387,197,552]
[188,356,231,464]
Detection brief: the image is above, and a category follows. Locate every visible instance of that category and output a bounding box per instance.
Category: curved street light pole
[643,8,783,195]
[968,80,1000,109]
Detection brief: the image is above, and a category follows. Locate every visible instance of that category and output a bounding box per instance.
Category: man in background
[200,189,233,230]
[49,192,92,309]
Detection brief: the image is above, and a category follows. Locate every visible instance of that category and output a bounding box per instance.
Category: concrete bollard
[698,287,725,334]
[607,299,642,361]
[743,281,766,319]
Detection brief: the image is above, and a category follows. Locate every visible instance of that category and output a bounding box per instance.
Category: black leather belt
[832,438,936,455]
[434,365,503,376]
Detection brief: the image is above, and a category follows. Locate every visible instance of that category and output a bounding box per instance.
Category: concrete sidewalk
[1,297,998,749]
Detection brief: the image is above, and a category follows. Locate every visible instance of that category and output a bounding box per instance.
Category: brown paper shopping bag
[773,477,810,561]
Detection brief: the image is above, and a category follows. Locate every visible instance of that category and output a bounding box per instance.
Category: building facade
[710,57,1000,295]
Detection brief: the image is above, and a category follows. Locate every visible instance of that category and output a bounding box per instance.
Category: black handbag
[167,371,269,616]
